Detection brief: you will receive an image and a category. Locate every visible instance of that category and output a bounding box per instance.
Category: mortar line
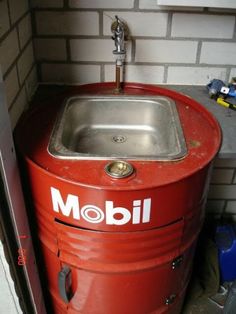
[64,0,69,9]
[100,64,105,82]
[166,12,172,38]
[99,10,103,36]
[66,38,71,62]
[163,66,168,84]
[196,40,202,64]
[6,0,12,26]
[134,0,139,10]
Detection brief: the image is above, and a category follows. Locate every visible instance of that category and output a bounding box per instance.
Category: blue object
[215,225,236,283]
[220,85,236,98]
[207,79,226,98]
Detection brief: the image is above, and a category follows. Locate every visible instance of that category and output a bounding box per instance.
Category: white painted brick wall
[207,157,236,218]
[135,40,198,63]
[69,0,135,9]
[70,39,132,62]
[8,0,28,24]
[171,14,235,38]
[0,29,19,75]
[18,13,32,49]
[211,169,234,184]
[103,12,168,37]
[17,42,34,84]
[167,67,227,85]
[139,0,168,9]
[9,86,27,129]
[32,0,64,8]
[200,42,236,65]
[36,12,99,36]
[225,201,236,214]
[139,0,203,11]
[41,64,100,84]
[34,38,67,61]
[0,0,37,131]
[0,0,10,38]
[206,200,225,214]
[230,68,236,79]
[4,66,19,108]
[208,185,236,200]
[25,66,38,101]
[214,159,236,168]
[105,64,165,83]
[32,4,236,89]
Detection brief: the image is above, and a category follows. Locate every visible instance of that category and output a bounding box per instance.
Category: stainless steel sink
[48,95,187,160]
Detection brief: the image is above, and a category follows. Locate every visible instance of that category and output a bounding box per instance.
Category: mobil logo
[51,187,151,225]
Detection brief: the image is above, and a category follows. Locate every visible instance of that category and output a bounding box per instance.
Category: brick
[0,0,10,38]
[229,68,236,80]
[35,38,67,61]
[206,200,225,213]
[208,184,236,200]
[31,0,64,8]
[139,0,203,10]
[25,66,38,101]
[8,0,28,24]
[104,65,165,84]
[18,13,32,49]
[167,67,227,85]
[227,215,236,222]
[103,12,168,37]
[41,64,100,84]
[17,42,34,84]
[200,42,236,65]
[70,39,131,62]
[211,169,234,184]
[135,40,197,63]
[4,66,19,108]
[214,158,236,168]
[9,87,27,129]
[209,8,236,13]
[69,0,134,8]
[0,29,19,75]
[171,14,235,39]
[36,11,99,36]
[225,201,236,214]
[206,213,222,220]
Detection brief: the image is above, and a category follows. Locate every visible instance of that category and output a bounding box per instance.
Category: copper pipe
[115,65,121,93]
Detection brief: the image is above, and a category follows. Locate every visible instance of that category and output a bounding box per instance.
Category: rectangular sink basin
[48,95,187,160]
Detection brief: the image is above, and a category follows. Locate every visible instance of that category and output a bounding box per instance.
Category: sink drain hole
[112,135,127,143]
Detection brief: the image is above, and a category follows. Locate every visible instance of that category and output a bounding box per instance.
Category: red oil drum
[15,83,221,314]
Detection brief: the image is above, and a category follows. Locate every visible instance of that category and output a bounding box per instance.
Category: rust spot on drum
[189,139,201,148]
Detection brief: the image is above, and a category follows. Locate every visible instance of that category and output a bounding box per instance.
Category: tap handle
[115,15,122,26]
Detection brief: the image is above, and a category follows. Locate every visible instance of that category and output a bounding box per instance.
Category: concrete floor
[183,284,231,314]
[0,241,23,314]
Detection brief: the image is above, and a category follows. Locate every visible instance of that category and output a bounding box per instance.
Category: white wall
[0,0,37,129]
[32,0,236,86]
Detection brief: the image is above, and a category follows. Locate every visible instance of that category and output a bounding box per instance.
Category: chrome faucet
[111,16,127,92]
[112,15,125,57]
